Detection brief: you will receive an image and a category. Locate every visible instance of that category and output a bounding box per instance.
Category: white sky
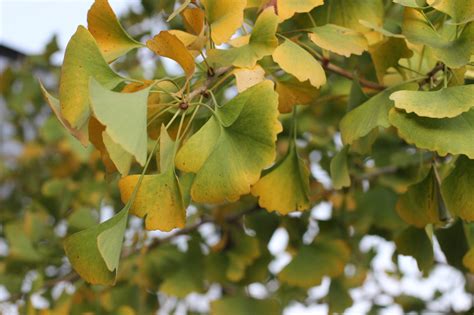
[0,0,140,54]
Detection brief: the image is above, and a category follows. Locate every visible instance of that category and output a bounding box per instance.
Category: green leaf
[390,85,474,118]
[211,296,281,315]
[5,223,42,263]
[330,145,351,189]
[340,82,418,145]
[87,0,143,62]
[393,0,427,8]
[251,141,311,214]
[175,81,282,203]
[369,37,413,83]
[102,131,133,175]
[279,239,351,288]
[59,26,123,131]
[272,39,326,88]
[207,9,279,68]
[309,24,368,57]
[389,108,474,158]
[89,78,149,166]
[441,156,474,221]
[119,127,186,231]
[395,168,441,228]
[427,0,474,24]
[64,206,128,285]
[395,226,434,271]
[402,8,474,68]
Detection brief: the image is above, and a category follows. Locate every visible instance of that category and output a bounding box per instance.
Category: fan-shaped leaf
[427,0,474,24]
[309,24,368,57]
[277,0,324,20]
[201,0,246,45]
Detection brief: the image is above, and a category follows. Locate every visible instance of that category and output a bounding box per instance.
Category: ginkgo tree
[2,0,474,313]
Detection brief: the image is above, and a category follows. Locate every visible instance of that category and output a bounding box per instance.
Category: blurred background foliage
[1,0,474,314]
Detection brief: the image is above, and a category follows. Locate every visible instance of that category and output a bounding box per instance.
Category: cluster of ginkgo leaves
[27,0,474,312]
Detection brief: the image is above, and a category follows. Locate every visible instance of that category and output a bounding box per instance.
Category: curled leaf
[201,0,246,44]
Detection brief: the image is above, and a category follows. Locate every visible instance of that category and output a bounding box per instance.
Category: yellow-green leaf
[275,77,319,113]
[272,39,326,88]
[102,131,133,175]
[146,31,195,77]
[330,145,351,190]
[395,226,434,271]
[369,37,413,83]
[87,0,142,62]
[309,24,368,57]
[279,239,351,288]
[175,81,282,203]
[64,206,128,285]
[233,65,266,92]
[59,26,123,131]
[207,8,279,68]
[395,168,440,228]
[390,85,474,118]
[277,0,324,20]
[427,0,474,24]
[119,127,186,231]
[211,296,281,315]
[340,82,418,145]
[201,0,246,45]
[389,108,474,158]
[441,156,474,221]
[89,78,149,166]
[251,142,311,214]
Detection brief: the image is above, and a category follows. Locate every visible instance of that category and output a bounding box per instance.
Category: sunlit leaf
[427,0,474,24]
[59,26,123,130]
[277,0,324,20]
[251,141,311,214]
[201,0,246,45]
[389,108,474,158]
[279,239,351,288]
[87,0,143,62]
[181,7,205,35]
[233,65,266,92]
[176,81,282,203]
[207,9,279,68]
[272,39,326,88]
[441,156,474,221]
[309,24,368,57]
[64,206,128,285]
[89,78,149,166]
[147,31,195,77]
[340,82,418,145]
[390,85,474,118]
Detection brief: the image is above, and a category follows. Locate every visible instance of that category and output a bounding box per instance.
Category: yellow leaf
[233,65,266,92]
[272,39,326,88]
[146,31,195,77]
[181,7,205,35]
[201,0,246,44]
[87,0,142,62]
[277,0,324,20]
[251,142,311,214]
[309,24,368,57]
[275,77,319,113]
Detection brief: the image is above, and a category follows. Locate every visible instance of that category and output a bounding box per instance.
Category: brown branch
[187,66,231,101]
[322,59,386,91]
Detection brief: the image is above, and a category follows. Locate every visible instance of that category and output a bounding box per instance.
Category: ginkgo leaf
[201,0,246,45]
[390,85,474,119]
[181,7,205,35]
[463,248,474,273]
[389,108,474,158]
[211,296,281,315]
[59,26,123,131]
[309,24,368,57]
[87,0,143,62]
[402,8,474,68]
[275,77,319,113]
[330,145,351,190]
[395,226,434,271]
[395,168,441,228]
[251,141,310,215]
[89,78,149,166]
[175,81,282,203]
[441,156,474,221]
[233,65,266,92]
[277,0,324,20]
[147,31,195,77]
[427,0,474,24]
[167,0,191,22]
[394,0,427,8]
[119,127,186,231]
[88,117,116,173]
[369,37,413,83]
[279,239,351,288]
[40,82,88,146]
[207,9,279,68]
[102,131,133,175]
[272,39,326,88]
[340,82,418,145]
[226,230,261,281]
[64,205,128,285]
